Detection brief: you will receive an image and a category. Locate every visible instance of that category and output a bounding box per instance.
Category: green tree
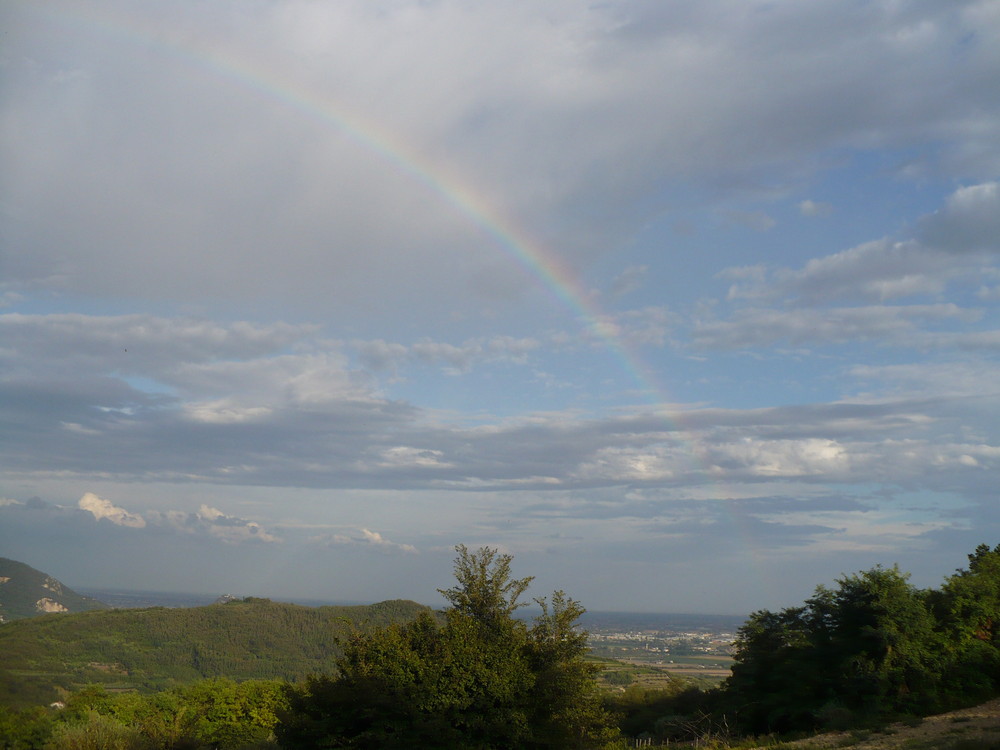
[438,544,533,627]
[278,546,620,749]
[725,564,940,733]
[726,606,811,731]
[930,544,1000,702]
[823,566,939,714]
[0,705,54,750]
[526,591,620,748]
[938,544,1000,646]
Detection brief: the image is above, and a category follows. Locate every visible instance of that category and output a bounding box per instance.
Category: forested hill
[0,597,434,706]
[0,557,109,622]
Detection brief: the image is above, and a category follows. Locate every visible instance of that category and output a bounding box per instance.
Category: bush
[44,713,150,750]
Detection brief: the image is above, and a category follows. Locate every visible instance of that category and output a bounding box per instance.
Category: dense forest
[4,544,1000,749]
[0,598,433,706]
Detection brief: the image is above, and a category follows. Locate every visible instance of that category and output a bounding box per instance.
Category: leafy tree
[931,544,1000,702]
[438,545,533,627]
[278,546,620,749]
[50,680,285,749]
[0,705,54,750]
[725,606,816,732]
[725,564,941,733]
[43,713,150,750]
[821,566,940,714]
[938,544,1000,647]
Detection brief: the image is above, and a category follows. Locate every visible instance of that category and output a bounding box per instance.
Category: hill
[0,596,434,707]
[750,698,1000,749]
[0,558,109,622]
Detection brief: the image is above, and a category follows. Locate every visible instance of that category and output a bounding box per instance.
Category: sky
[2,0,1000,615]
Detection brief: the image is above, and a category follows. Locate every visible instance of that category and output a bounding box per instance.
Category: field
[595,654,731,692]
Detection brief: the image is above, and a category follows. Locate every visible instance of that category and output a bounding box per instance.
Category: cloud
[918,182,1000,253]
[799,199,833,217]
[714,182,1000,312]
[195,505,280,544]
[354,335,541,376]
[693,303,977,350]
[150,505,280,544]
[609,265,648,298]
[2,1,1000,613]
[78,493,146,528]
[585,307,675,349]
[318,528,417,554]
[0,313,315,383]
[5,1,1000,322]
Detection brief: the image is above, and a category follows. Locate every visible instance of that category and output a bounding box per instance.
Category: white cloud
[799,199,833,217]
[585,307,675,349]
[321,528,417,554]
[194,505,280,544]
[78,492,146,528]
[374,446,453,470]
[710,438,851,478]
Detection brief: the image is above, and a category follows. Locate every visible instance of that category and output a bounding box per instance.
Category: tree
[725,564,941,733]
[438,544,533,627]
[277,546,620,749]
[938,544,1000,646]
[526,591,620,748]
[930,544,1000,702]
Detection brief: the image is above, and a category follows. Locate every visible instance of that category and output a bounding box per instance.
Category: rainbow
[24,0,670,402]
[18,1,771,580]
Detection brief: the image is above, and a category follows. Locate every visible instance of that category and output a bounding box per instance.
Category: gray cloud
[3,0,1000,613]
[693,304,978,350]
[4,2,1000,322]
[918,182,1000,254]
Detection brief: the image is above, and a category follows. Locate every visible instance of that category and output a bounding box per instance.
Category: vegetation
[278,545,621,749]
[7,544,1000,748]
[0,597,433,706]
[721,544,1000,737]
[0,559,109,623]
[0,678,287,749]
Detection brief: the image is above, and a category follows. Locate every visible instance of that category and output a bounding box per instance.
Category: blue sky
[2,0,1000,614]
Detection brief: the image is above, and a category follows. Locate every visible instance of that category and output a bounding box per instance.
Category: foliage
[3,679,287,750]
[604,683,716,743]
[723,547,1000,736]
[43,713,150,750]
[10,544,1000,747]
[0,705,54,749]
[0,598,432,707]
[278,546,621,749]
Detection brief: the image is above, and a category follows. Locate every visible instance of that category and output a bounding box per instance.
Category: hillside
[0,596,434,707]
[751,698,1000,749]
[0,558,109,622]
